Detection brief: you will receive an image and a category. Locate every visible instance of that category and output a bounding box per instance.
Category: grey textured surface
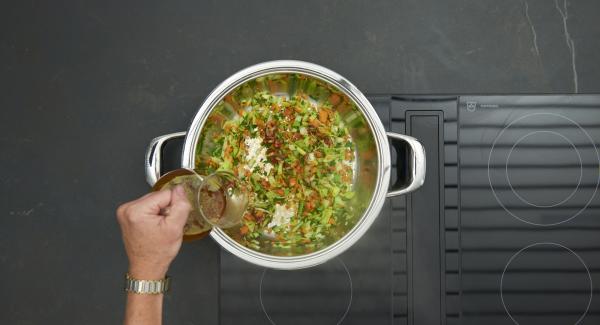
[1,0,599,324]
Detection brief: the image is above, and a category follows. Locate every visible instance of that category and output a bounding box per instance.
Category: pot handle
[386,132,426,198]
[145,132,187,186]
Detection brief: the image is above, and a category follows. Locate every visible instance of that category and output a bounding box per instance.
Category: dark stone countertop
[1,0,599,324]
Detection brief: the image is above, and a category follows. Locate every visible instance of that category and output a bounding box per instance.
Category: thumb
[166,185,192,229]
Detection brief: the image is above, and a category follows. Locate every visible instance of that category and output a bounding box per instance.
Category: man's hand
[116,186,191,279]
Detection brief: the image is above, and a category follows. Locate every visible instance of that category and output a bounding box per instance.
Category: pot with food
[145,60,425,269]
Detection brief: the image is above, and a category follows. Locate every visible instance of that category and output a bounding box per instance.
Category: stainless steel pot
[145,60,425,269]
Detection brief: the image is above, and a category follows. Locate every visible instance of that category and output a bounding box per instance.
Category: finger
[136,189,173,215]
[116,202,130,223]
[138,192,155,200]
[165,185,192,229]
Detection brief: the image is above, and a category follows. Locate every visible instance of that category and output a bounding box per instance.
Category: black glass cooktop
[160,95,600,325]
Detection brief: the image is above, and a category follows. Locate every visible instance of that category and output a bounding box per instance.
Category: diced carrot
[289,178,297,186]
[240,225,249,235]
[328,218,335,225]
[306,202,314,211]
[318,109,328,123]
[224,94,239,110]
[309,118,320,128]
[329,93,341,106]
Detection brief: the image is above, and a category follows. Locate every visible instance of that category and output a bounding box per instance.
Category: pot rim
[181,60,391,269]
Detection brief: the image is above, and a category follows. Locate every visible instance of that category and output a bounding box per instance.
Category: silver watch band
[124,273,171,294]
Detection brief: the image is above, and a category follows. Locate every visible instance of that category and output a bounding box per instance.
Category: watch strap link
[124,273,171,294]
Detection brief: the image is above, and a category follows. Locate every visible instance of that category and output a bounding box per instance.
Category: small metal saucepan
[145,60,425,269]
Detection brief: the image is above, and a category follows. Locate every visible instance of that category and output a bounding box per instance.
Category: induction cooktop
[159,95,600,325]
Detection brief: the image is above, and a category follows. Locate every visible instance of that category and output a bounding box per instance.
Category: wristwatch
[124,273,171,295]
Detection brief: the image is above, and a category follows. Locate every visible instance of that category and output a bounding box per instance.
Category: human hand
[117,186,191,279]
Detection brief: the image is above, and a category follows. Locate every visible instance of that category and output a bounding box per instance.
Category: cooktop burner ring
[259,257,353,325]
[500,242,593,325]
[488,112,600,226]
[505,130,583,208]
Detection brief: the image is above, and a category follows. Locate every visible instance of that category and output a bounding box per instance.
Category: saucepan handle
[145,132,187,186]
[386,132,426,198]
